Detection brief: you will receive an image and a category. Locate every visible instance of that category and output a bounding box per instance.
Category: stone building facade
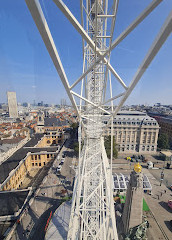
[35,113,70,145]
[148,113,172,146]
[1,151,56,191]
[0,134,59,191]
[104,111,159,153]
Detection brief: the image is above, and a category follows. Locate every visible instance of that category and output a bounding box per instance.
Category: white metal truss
[25,0,172,239]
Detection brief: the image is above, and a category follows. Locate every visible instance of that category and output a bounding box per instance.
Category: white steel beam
[106,9,172,128]
[69,0,163,90]
[106,0,163,55]
[71,90,111,115]
[103,92,125,105]
[53,0,127,90]
[25,0,80,117]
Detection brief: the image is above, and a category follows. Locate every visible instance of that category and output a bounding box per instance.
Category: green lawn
[119,195,126,203]
[143,198,150,211]
[119,195,150,211]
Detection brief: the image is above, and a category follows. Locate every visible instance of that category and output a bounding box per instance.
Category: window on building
[35,163,38,166]
[39,163,41,166]
[32,163,34,166]
[31,155,34,160]
[44,162,45,165]
[39,155,41,160]
[47,154,49,158]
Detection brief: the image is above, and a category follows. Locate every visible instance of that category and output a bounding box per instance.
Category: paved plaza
[113,156,172,240]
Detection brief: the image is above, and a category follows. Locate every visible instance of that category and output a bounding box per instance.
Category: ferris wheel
[25,0,172,239]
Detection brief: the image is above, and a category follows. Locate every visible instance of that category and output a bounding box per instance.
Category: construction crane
[25,0,172,239]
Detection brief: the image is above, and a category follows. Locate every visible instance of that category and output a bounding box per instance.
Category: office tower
[7,91,18,118]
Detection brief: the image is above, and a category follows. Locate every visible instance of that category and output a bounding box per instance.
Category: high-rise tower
[7,91,18,118]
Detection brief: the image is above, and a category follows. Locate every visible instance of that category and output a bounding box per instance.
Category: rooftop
[0,136,24,145]
[0,190,29,216]
[117,111,146,116]
[44,118,62,127]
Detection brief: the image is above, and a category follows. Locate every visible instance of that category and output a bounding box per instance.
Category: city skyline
[0,0,172,105]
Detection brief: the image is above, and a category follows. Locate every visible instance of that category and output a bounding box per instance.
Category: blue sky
[0,0,171,106]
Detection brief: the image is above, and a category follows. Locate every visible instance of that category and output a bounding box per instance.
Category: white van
[56,165,62,173]
[147,161,153,169]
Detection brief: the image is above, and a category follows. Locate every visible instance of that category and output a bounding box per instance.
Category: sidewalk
[142,168,172,240]
[45,201,71,240]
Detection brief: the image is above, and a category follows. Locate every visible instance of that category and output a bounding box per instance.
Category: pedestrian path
[45,201,71,240]
[142,168,172,240]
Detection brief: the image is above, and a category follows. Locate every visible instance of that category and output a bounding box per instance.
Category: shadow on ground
[31,199,62,240]
[164,220,172,232]
[159,201,172,213]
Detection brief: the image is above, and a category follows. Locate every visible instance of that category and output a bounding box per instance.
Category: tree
[104,136,118,159]
[73,141,84,156]
[70,122,79,129]
[73,142,79,155]
[158,133,170,149]
[70,122,79,137]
